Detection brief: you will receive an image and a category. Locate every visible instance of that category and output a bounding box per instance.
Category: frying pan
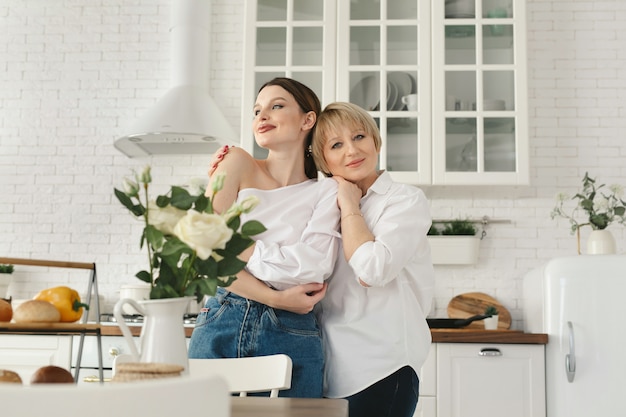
[426,314,490,329]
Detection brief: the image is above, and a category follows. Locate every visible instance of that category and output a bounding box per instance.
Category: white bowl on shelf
[445,0,475,18]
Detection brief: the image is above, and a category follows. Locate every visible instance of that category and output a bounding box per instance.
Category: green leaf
[153,259,192,296]
[161,236,193,257]
[170,186,196,210]
[156,195,171,207]
[135,270,152,284]
[227,216,241,231]
[197,278,218,299]
[194,256,219,277]
[217,256,247,276]
[218,276,237,288]
[241,220,267,236]
[150,283,180,299]
[145,225,165,251]
[151,253,160,269]
[115,188,144,216]
[193,194,209,213]
[220,234,254,255]
[580,198,594,212]
[590,214,608,229]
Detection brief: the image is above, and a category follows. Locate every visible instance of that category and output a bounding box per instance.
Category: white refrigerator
[523,255,626,417]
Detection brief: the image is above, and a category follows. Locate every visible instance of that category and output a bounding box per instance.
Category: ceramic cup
[401,94,418,111]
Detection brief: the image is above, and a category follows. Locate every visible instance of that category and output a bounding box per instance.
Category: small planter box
[427,236,480,265]
[0,274,12,299]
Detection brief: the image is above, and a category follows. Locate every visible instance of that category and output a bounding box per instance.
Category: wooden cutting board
[447,292,511,329]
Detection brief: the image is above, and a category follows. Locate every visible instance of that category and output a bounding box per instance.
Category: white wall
[1,0,625,329]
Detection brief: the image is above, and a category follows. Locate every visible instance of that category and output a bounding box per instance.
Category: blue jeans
[345,366,419,417]
[188,288,324,398]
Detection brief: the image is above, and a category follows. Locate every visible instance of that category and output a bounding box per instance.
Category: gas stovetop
[99,313,198,325]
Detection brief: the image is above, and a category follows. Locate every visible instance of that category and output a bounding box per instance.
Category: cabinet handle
[479,347,502,356]
[83,375,111,383]
[565,321,576,383]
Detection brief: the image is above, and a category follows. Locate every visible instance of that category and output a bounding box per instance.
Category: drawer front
[0,335,72,384]
[71,335,135,369]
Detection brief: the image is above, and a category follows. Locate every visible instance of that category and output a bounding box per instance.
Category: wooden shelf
[0,257,103,383]
[0,322,102,334]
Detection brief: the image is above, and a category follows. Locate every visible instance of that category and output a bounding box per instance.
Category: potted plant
[0,264,14,300]
[551,172,626,254]
[113,166,267,369]
[483,305,499,330]
[427,219,480,265]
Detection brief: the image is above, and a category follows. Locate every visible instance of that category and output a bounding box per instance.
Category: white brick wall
[1,0,625,329]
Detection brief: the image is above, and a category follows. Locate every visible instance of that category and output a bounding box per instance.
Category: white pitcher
[113,296,192,373]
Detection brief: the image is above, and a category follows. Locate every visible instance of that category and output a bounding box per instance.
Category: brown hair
[258,78,321,179]
[312,102,382,176]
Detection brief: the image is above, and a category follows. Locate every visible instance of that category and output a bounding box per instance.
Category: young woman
[187,78,341,398]
[311,102,434,417]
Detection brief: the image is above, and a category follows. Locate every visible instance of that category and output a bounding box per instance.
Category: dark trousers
[346,365,419,417]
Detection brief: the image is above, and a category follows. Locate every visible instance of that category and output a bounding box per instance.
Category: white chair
[0,374,229,417]
[188,354,293,397]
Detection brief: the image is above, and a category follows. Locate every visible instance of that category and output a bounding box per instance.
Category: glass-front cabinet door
[241,0,337,158]
[336,0,432,184]
[432,0,528,184]
[242,0,528,186]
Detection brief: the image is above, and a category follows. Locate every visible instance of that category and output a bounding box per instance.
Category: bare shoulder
[213,146,257,176]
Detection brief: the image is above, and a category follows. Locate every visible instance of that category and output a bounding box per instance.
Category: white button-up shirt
[319,171,434,398]
[241,177,341,290]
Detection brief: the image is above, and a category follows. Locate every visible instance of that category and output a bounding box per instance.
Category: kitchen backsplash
[1,0,625,331]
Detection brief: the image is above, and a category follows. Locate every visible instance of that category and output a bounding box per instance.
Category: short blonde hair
[312,102,382,176]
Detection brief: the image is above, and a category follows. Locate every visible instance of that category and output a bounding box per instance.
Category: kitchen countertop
[97,324,547,344]
[430,328,547,344]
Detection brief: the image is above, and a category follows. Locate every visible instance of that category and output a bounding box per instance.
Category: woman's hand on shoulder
[206,146,256,212]
[207,146,254,188]
[208,145,233,176]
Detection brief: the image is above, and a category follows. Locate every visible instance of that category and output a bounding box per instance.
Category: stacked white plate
[388,72,414,110]
[350,72,417,111]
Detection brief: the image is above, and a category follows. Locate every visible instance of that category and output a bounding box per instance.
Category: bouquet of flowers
[114,166,266,301]
[551,172,626,234]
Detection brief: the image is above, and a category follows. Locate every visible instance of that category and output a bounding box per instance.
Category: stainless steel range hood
[115,0,238,158]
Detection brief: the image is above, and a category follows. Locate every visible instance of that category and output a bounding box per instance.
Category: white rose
[174,211,233,260]
[239,195,260,213]
[139,165,152,184]
[148,201,187,235]
[122,177,139,197]
[595,196,609,211]
[222,195,261,222]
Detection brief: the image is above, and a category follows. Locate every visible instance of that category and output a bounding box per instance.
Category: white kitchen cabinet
[436,343,546,417]
[414,344,437,417]
[0,335,72,384]
[432,0,529,185]
[241,0,528,186]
